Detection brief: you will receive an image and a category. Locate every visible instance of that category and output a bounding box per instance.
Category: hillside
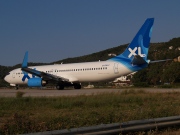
[0,37,180,87]
[133,38,180,85]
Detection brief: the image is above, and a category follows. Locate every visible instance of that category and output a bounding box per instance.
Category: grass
[1,89,180,134]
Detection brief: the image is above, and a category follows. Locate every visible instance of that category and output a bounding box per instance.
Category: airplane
[4,18,159,90]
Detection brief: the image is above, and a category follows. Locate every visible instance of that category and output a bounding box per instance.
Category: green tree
[161,62,180,84]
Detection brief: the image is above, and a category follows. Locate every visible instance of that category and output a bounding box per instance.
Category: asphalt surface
[0,88,180,97]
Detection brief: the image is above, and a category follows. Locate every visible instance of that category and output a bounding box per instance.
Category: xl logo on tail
[128,47,146,58]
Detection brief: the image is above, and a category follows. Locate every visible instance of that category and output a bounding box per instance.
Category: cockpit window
[6,73,10,76]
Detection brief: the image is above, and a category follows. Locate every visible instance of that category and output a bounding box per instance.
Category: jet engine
[27,78,46,87]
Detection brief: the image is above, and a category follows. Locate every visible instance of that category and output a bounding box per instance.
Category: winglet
[22,51,28,68]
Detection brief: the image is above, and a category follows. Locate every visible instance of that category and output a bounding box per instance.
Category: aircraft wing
[21,51,70,83]
[21,67,69,82]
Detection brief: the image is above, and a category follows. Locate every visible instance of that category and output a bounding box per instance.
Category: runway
[0,88,180,97]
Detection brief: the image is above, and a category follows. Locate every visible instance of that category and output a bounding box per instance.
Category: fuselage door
[114,63,119,74]
[12,72,15,78]
[51,69,56,75]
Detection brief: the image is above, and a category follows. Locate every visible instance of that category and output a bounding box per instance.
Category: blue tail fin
[110,18,154,63]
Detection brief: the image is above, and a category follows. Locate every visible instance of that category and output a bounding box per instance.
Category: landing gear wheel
[56,85,64,90]
[74,84,81,89]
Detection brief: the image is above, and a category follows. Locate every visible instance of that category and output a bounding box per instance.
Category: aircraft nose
[4,73,10,83]
[4,75,8,82]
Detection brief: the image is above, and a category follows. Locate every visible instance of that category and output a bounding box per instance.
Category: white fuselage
[4,61,132,86]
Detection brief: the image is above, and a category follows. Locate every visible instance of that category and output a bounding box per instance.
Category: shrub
[16,92,25,98]
[133,82,149,87]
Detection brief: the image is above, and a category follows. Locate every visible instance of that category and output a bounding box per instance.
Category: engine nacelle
[27,78,46,87]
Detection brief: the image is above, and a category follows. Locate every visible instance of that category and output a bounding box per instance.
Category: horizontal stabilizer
[150,59,172,63]
[131,55,147,65]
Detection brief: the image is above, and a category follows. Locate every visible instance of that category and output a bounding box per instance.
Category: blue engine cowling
[27,78,44,87]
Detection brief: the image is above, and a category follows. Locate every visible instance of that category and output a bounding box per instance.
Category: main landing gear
[56,83,81,90]
[74,83,81,89]
[56,85,64,90]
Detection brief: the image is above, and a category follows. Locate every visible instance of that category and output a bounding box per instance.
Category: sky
[0,0,180,66]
